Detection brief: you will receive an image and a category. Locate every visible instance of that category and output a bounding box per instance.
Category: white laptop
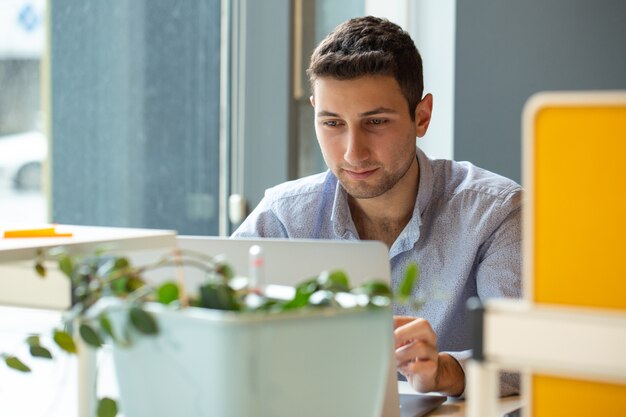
[166,236,446,417]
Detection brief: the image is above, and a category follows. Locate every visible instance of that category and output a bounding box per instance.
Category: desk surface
[0,225,177,310]
[398,381,523,417]
[0,224,176,262]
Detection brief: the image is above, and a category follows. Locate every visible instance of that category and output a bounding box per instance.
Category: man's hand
[393,316,465,396]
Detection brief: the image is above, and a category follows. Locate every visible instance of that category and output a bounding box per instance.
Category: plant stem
[173,247,189,307]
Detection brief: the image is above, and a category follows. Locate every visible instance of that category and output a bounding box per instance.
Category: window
[50,0,223,235]
[0,0,47,224]
[295,0,365,177]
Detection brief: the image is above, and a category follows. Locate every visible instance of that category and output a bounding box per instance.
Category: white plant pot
[111,304,392,417]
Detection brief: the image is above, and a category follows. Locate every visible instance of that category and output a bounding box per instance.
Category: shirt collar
[416,146,434,218]
[329,146,435,246]
[330,175,358,239]
[389,146,434,256]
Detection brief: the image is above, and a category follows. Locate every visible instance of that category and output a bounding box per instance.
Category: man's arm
[396,190,522,397]
[472,204,523,397]
[394,316,465,396]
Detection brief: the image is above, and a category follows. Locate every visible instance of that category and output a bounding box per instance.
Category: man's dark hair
[307,16,423,119]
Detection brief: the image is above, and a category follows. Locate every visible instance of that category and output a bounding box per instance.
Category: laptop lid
[158,236,443,417]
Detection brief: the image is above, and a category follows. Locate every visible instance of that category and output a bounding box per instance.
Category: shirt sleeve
[231,195,289,238]
[473,187,523,397]
[443,350,520,398]
[476,202,522,300]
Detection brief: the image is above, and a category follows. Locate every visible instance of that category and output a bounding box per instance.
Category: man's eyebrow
[316,107,398,118]
[359,107,398,117]
[317,110,340,117]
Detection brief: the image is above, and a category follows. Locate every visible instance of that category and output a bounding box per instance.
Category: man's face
[311,75,431,200]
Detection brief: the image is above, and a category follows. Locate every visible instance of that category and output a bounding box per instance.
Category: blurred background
[1,0,624,233]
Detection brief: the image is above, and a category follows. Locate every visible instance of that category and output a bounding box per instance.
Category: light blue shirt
[233,147,521,395]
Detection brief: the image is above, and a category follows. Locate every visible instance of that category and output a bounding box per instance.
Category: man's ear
[310,95,316,107]
[414,93,433,138]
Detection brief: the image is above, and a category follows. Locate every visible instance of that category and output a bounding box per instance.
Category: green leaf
[97,397,118,417]
[98,314,128,347]
[79,323,103,348]
[35,262,46,278]
[26,335,41,347]
[398,263,420,300]
[157,282,180,305]
[199,282,240,311]
[113,257,129,270]
[99,314,114,339]
[318,270,350,292]
[308,290,337,307]
[126,276,145,292]
[59,255,74,279]
[353,281,393,297]
[215,262,235,281]
[129,307,159,335]
[30,345,53,359]
[5,356,31,372]
[296,278,319,297]
[110,276,129,295]
[53,329,77,354]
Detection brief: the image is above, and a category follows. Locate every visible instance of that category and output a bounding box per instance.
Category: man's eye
[368,119,387,125]
[323,120,340,127]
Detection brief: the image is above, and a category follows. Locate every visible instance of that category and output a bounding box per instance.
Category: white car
[0,131,47,190]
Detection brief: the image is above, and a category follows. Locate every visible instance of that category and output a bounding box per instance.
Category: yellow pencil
[3,227,73,238]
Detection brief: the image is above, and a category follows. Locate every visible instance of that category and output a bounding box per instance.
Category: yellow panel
[533,375,626,417]
[533,105,626,309]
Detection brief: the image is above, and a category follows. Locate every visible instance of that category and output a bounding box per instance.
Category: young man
[232,16,521,397]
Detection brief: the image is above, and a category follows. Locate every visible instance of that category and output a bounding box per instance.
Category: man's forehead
[312,74,400,90]
[311,75,406,114]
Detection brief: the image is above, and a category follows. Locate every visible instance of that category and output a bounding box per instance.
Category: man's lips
[343,168,378,180]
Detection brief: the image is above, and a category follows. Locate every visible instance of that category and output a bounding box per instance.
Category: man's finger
[395,339,436,364]
[394,318,436,347]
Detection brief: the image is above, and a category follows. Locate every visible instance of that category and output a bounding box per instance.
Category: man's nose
[344,128,369,166]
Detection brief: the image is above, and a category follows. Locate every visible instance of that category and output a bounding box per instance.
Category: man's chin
[338,179,387,200]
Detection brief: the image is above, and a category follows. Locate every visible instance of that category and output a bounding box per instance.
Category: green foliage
[26,336,53,359]
[58,254,74,278]
[398,262,419,302]
[199,282,241,311]
[214,261,234,280]
[53,329,77,354]
[129,307,159,335]
[34,262,46,278]
[4,356,31,372]
[29,346,53,359]
[353,281,394,297]
[97,397,118,417]
[318,270,350,292]
[4,246,423,417]
[157,282,180,305]
[282,278,318,310]
[79,323,104,348]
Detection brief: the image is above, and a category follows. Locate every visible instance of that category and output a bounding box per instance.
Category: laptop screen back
[163,236,439,417]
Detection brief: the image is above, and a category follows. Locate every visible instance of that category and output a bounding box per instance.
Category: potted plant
[1,245,419,417]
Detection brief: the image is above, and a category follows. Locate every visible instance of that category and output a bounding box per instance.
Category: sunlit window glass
[0,0,47,224]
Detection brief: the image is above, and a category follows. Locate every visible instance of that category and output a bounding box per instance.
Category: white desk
[0,225,177,417]
[0,225,176,310]
[0,224,176,263]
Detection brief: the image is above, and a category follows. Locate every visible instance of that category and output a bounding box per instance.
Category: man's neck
[348,158,419,249]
